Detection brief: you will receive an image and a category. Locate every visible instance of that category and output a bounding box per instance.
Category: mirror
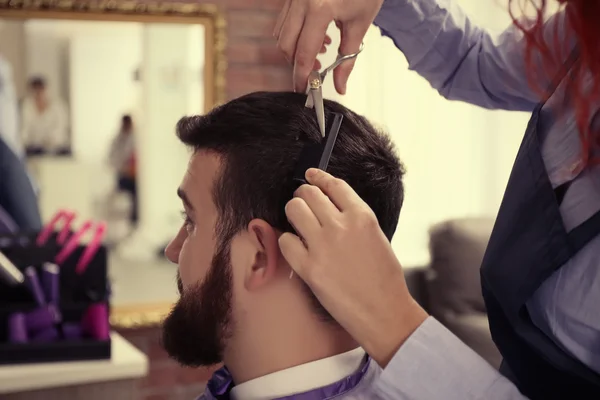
[0,0,226,328]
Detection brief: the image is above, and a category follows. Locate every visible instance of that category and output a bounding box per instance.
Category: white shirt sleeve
[374,317,528,400]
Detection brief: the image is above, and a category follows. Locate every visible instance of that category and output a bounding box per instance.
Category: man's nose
[165,229,184,264]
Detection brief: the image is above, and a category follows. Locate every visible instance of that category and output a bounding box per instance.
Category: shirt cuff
[374,317,520,400]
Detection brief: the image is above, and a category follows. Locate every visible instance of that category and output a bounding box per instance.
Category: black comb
[293,112,344,186]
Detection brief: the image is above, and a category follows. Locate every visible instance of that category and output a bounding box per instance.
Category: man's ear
[245,219,280,291]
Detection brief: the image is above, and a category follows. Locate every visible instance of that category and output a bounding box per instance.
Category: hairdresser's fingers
[279,232,310,278]
[294,183,340,224]
[284,197,322,245]
[278,0,307,63]
[319,35,332,55]
[314,36,333,67]
[305,168,363,212]
[333,23,368,94]
[273,0,292,39]
[292,7,333,92]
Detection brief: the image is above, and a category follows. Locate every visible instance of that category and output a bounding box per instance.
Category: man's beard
[161,241,234,367]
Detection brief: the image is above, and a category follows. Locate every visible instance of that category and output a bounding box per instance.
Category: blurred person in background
[21,76,69,155]
[108,114,138,227]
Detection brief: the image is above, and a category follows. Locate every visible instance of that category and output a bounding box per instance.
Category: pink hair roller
[81,303,109,341]
[54,221,106,275]
[75,222,106,275]
[36,210,77,246]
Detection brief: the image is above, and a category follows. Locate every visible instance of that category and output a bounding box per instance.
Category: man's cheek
[177,248,194,289]
[178,256,205,289]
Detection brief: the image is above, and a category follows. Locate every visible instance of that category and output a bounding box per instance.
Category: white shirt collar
[230,347,366,400]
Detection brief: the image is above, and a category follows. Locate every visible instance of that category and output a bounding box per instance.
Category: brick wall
[117,3,289,399]
[214,0,292,101]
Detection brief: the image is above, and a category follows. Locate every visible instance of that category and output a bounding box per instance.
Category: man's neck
[223,317,358,385]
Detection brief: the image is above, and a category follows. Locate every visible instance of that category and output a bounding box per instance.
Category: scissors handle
[304,43,364,137]
[320,42,365,81]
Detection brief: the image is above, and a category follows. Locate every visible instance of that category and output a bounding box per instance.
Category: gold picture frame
[0,0,227,113]
[0,0,226,328]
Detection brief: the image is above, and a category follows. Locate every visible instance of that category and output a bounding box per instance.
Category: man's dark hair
[29,76,46,90]
[176,91,405,321]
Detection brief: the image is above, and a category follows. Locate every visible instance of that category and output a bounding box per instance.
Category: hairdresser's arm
[374,0,570,111]
[280,169,528,400]
[375,317,528,399]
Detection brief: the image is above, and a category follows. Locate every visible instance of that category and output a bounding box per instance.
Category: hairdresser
[275,1,600,399]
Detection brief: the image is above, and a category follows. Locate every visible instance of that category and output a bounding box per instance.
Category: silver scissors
[305,43,365,137]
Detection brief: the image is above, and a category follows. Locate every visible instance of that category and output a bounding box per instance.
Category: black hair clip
[293,112,344,186]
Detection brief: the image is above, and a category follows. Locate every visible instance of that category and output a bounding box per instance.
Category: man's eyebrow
[177,187,194,211]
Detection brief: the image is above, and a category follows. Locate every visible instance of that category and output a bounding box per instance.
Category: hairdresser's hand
[280,169,428,368]
[274,0,384,94]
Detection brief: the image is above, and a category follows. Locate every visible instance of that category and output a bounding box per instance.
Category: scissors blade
[312,87,326,137]
[305,92,314,108]
[304,71,325,136]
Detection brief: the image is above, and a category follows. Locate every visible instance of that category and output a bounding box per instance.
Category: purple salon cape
[197,356,382,400]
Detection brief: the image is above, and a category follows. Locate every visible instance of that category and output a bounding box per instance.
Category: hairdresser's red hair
[509,0,600,165]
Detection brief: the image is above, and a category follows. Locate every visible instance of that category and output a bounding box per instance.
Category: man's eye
[180,211,193,227]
